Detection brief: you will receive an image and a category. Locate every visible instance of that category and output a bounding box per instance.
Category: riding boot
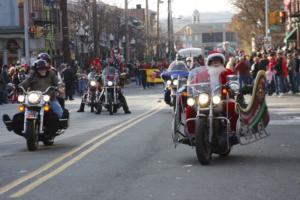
[91,105,94,113]
[2,114,13,131]
[77,103,85,112]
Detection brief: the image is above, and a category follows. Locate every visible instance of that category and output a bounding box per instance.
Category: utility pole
[125,0,129,65]
[24,0,30,65]
[145,0,149,60]
[265,0,269,39]
[60,0,71,63]
[156,0,160,59]
[167,0,173,60]
[92,0,99,58]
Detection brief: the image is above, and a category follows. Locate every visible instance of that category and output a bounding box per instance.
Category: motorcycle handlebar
[17,86,57,95]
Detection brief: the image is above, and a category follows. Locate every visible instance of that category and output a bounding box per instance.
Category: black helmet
[37,53,51,63]
[34,59,48,70]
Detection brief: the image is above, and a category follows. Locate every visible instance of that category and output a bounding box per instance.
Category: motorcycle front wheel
[108,94,113,115]
[26,120,39,151]
[195,117,212,165]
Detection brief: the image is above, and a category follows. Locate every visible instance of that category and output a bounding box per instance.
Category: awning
[284,28,297,44]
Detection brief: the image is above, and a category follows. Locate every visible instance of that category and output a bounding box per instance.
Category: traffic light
[279,11,287,24]
[269,11,280,25]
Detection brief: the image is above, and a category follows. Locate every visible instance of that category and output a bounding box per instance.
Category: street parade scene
[0,0,300,199]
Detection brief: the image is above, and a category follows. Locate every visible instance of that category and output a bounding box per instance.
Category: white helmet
[206,52,225,66]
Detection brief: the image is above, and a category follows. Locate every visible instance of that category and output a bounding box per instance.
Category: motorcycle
[97,66,125,115]
[3,86,69,151]
[172,68,270,165]
[79,76,101,114]
[161,61,189,108]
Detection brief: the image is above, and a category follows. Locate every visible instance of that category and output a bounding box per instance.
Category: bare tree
[230,0,284,51]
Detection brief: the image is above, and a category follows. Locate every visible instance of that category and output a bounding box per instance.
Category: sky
[100,0,235,18]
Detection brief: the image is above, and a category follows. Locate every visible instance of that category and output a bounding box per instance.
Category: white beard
[208,65,226,90]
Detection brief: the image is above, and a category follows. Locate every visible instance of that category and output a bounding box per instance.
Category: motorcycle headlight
[43,95,50,102]
[28,93,40,104]
[107,81,113,86]
[198,93,209,105]
[212,95,221,104]
[187,98,195,106]
[166,80,172,86]
[173,79,178,86]
[18,95,25,103]
[90,81,96,87]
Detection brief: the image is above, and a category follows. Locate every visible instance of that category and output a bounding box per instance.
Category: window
[225,32,236,42]
[202,32,223,43]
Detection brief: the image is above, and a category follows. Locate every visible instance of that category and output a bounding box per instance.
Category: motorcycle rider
[2,59,68,138]
[106,58,131,114]
[185,52,238,144]
[37,52,65,109]
[77,66,102,113]
[186,57,193,70]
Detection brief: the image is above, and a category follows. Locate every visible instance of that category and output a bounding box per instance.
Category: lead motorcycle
[2,86,69,151]
[172,68,270,165]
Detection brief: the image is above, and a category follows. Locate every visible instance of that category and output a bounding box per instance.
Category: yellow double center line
[0,103,165,198]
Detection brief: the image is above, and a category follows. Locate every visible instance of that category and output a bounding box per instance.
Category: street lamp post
[130,38,136,61]
[122,36,126,62]
[156,0,164,59]
[77,23,85,68]
[109,33,114,57]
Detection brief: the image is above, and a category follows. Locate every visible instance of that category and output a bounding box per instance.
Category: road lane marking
[10,104,165,198]
[0,103,164,196]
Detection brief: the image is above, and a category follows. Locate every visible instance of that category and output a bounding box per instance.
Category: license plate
[26,110,38,119]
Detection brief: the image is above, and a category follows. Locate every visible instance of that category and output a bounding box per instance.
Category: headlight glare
[173,79,178,86]
[18,95,25,103]
[166,80,172,85]
[107,81,113,86]
[198,93,209,105]
[28,93,40,104]
[43,95,50,102]
[212,95,221,104]
[187,98,195,106]
[90,81,96,87]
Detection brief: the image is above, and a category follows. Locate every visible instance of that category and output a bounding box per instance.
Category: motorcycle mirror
[229,81,240,93]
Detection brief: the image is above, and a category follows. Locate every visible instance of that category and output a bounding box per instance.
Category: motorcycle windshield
[187,67,212,96]
[102,67,119,82]
[167,61,189,72]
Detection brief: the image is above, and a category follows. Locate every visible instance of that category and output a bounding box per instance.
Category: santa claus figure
[185,52,238,138]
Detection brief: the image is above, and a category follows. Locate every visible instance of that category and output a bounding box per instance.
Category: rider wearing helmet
[37,52,65,108]
[186,57,193,70]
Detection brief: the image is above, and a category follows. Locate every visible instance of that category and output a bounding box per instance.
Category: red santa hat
[206,51,225,66]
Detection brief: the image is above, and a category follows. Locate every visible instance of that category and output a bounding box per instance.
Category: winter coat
[19,70,59,96]
[234,60,250,76]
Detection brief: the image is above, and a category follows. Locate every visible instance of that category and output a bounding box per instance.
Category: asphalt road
[0,84,300,200]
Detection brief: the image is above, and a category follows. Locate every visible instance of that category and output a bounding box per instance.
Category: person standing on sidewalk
[62,64,76,100]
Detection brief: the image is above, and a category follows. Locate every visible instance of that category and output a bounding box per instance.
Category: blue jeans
[135,74,141,85]
[274,75,284,94]
[238,75,251,88]
[293,73,300,93]
[50,100,63,118]
[78,79,87,94]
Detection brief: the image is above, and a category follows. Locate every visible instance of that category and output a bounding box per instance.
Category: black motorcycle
[2,86,69,151]
[97,67,128,115]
